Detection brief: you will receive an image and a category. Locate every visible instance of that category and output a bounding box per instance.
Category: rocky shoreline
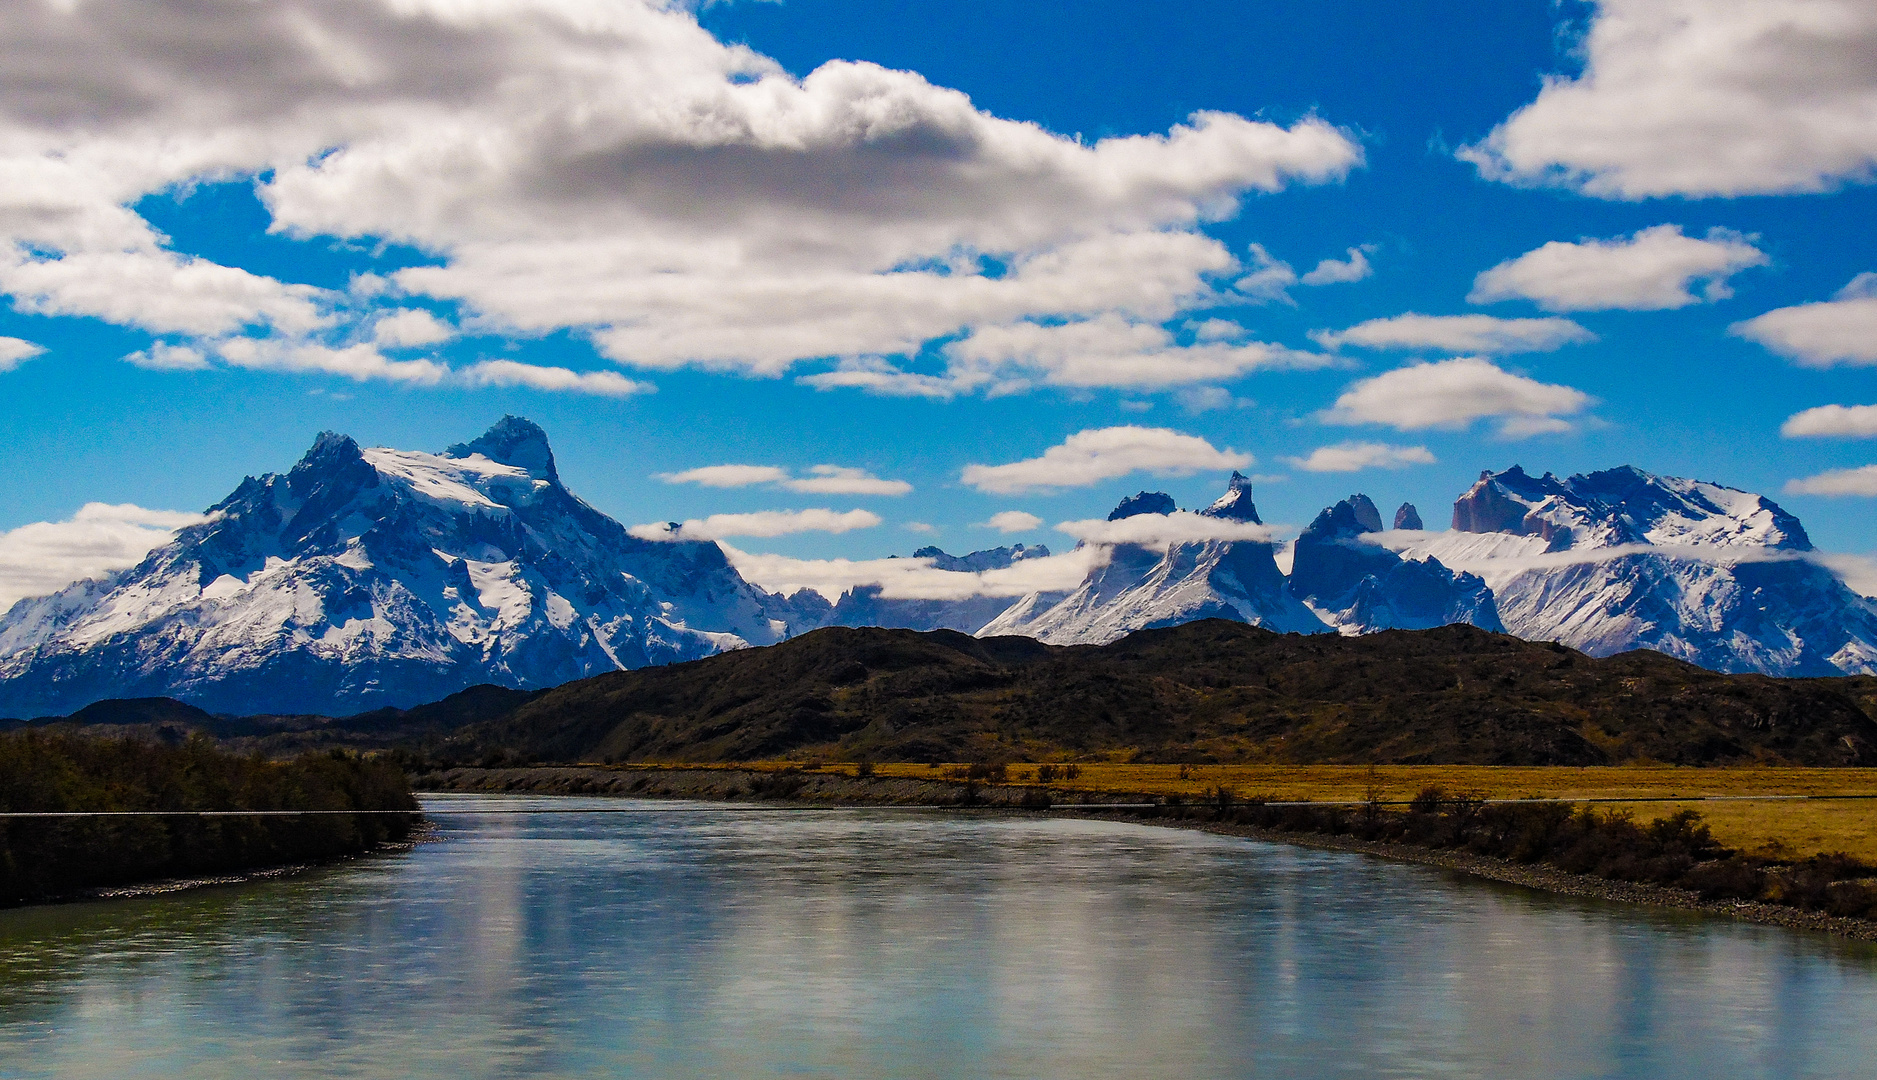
[418,765,1877,942]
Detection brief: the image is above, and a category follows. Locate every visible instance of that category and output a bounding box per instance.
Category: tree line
[0,730,420,906]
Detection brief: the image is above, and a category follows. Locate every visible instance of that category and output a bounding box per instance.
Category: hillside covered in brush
[435,622,1877,767]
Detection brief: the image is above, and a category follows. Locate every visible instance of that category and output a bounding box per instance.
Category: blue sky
[0,0,1873,602]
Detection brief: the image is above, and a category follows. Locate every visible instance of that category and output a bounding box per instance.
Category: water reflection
[1,794,1874,1079]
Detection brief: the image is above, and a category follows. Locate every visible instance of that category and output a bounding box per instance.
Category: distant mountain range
[2,417,1874,716]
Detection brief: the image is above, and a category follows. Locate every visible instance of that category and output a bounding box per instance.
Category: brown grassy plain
[626,761,1877,862]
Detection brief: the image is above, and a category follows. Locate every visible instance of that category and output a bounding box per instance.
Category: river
[1,794,1874,1079]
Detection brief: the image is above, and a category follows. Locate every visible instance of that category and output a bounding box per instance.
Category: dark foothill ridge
[424,621,1877,768]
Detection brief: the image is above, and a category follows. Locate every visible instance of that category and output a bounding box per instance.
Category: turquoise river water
[2,794,1876,1079]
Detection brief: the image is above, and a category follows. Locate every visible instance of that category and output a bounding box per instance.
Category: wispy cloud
[658,463,911,495]
[961,426,1251,494]
[1311,313,1593,354]
[0,336,46,372]
[1056,511,1276,550]
[1284,442,1436,472]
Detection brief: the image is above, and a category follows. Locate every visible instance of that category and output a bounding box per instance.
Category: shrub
[0,732,418,906]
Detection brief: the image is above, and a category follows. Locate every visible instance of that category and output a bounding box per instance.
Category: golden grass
[613,761,1877,862]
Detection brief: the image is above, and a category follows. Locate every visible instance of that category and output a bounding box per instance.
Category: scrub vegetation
[426,622,1877,767]
[1171,787,1877,923]
[0,730,420,906]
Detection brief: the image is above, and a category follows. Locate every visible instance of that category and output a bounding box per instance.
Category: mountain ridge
[432,620,1877,767]
[2,419,1875,717]
[0,417,813,716]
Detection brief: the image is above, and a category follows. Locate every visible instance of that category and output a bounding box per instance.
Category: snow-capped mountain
[979,473,1329,644]
[1380,466,1877,676]
[0,418,818,716]
[824,544,1056,633]
[1288,494,1501,634]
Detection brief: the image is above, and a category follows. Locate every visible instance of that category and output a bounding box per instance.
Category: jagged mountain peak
[1301,494,1386,539]
[444,415,559,483]
[911,544,1051,573]
[1108,491,1177,521]
[1201,472,1262,523]
[1394,503,1423,531]
[1292,493,1502,635]
[980,472,1323,644]
[1348,494,1384,533]
[1454,464,1811,553]
[0,419,810,716]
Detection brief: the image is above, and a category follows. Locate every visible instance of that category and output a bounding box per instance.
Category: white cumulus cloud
[1460,0,1877,199]
[1298,246,1374,286]
[459,360,651,397]
[814,311,1326,398]
[629,508,883,541]
[0,336,45,372]
[373,309,456,347]
[1785,465,1877,497]
[1319,357,1593,438]
[1284,442,1437,473]
[981,510,1043,533]
[1782,404,1877,438]
[1732,275,1877,368]
[0,503,207,609]
[1311,313,1595,354]
[215,338,448,383]
[0,0,1363,397]
[658,465,793,488]
[960,426,1253,494]
[1469,226,1767,312]
[123,343,211,370]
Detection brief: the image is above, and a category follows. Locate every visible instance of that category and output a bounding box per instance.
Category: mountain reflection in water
[2,794,1874,1079]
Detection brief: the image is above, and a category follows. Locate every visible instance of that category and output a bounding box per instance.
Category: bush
[1197,791,1877,923]
[0,731,419,906]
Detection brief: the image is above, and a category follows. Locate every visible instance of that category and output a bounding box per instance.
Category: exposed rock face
[977,477,1327,644]
[915,544,1050,573]
[1203,472,1262,522]
[1346,494,1385,534]
[0,418,816,716]
[1288,496,1501,634]
[1399,465,1876,676]
[1108,491,1178,521]
[1393,503,1424,531]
